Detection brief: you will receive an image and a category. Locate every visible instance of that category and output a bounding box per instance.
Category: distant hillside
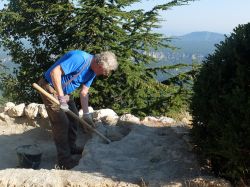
[151,32,225,64]
[178,31,225,42]
[0,31,226,83]
[0,47,15,74]
[173,31,225,55]
[0,48,15,96]
[150,31,226,81]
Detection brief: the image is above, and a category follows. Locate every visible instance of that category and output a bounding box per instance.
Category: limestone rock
[119,114,140,124]
[88,106,94,113]
[101,115,119,126]
[4,102,15,112]
[188,176,232,187]
[142,116,160,126]
[181,112,192,125]
[0,106,4,113]
[25,103,39,119]
[104,125,130,141]
[7,103,25,117]
[92,108,118,122]
[158,116,175,124]
[0,108,233,186]
[143,116,158,123]
[75,123,207,186]
[79,107,94,118]
[79,109,83,118]
[0,112,10,122]
[182,117,192,125]
[142,116,175,126]
[38,104,48,118]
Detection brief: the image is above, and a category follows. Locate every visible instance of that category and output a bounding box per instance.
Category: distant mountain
[149,31,226,81]
[0,31,226,83]
[178,31,225,42]
[172,31,225,55]
[0,47,15,73]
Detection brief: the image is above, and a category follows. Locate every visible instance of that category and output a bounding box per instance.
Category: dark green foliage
[0,0,76,102]
[191,23,250,184]
[0,0,195,117]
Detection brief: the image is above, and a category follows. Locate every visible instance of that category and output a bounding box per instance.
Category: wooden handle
[32,83,60,105]
[32,83,111,144]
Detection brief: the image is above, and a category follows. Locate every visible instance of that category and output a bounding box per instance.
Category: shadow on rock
[73,122,205,186]
[0,124,89,170]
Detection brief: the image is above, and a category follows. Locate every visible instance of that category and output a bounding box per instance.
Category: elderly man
[38,50,118,169]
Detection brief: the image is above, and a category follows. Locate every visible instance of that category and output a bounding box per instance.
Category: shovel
[32,83,111,144]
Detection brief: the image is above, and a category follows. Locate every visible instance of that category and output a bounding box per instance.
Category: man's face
[95,64,108,77]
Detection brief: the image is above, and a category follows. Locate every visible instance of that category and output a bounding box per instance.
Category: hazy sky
[131,0,250,36]
[0,0,249,36]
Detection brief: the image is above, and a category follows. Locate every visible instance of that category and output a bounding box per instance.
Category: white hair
[95,51,118,75]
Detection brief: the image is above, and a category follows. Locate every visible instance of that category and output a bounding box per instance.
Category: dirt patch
[0,124,89,170]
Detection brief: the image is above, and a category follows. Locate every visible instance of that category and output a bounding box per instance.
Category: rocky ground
[0,102,231,187]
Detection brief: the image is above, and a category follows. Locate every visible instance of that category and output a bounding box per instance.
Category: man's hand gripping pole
[32,83,111,144]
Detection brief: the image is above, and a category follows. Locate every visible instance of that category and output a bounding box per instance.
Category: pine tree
[0,0,195,116]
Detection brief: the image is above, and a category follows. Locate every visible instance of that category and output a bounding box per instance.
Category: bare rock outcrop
[0,101,232,187]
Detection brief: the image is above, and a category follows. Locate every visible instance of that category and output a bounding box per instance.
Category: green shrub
[190,23,250,184]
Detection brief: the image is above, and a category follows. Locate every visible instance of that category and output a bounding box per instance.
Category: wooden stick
[32,83,111,144]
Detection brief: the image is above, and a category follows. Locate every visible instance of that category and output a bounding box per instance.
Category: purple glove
[58,95,69,111]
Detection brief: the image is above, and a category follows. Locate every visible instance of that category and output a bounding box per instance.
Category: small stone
[119,114,140,124]
[102,115,119,126]
[7,103,25,117]
[38,104,48,118]
[4,102,15,112]
[92,109,118,122]
[25,103,39,119]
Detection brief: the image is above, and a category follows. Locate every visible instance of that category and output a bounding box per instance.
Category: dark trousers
[38,78,79,163]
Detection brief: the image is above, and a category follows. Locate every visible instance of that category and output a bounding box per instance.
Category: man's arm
[80,85,95,127]
[80,85,89,113]
[50,65,65,96]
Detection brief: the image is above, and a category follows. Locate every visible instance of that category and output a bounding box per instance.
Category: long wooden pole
[32,83,111,144]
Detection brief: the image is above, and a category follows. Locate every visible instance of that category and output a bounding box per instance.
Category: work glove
[58,95,69,112]
[83,113,95,128]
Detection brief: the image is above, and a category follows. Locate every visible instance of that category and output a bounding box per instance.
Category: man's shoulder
[68,50,92,58]
[68,50,89,54]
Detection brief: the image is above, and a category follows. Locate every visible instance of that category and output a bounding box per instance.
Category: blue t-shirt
[44,50,96,95]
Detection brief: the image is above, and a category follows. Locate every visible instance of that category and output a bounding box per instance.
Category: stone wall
[0,102,50,127]
[0,101,179,128]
